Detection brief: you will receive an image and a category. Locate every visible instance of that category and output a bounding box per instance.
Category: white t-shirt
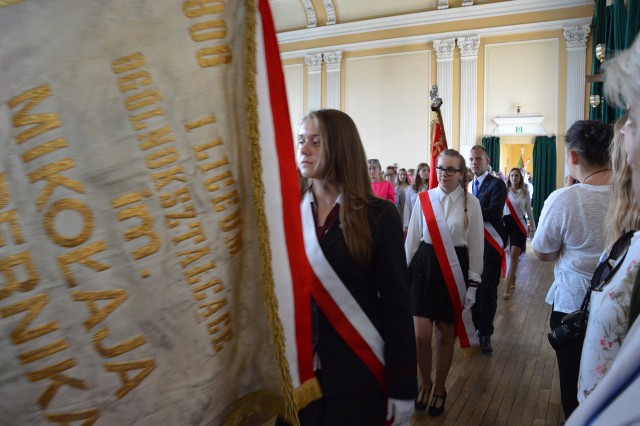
[404,185,484,283]
[532,184,609,313]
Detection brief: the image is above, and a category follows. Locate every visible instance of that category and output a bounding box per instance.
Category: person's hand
[464,284,478,310]
[386,398,413,426]
[564,174,576,187]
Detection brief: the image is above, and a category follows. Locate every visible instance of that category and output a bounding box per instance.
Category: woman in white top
[502,168,536,298]
[532,119,613,418]
[403,163,429,231]
[405,150,484,417]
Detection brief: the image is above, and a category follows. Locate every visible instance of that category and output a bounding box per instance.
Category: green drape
[532,135,556,224]
[482,136,500,173]
[590,0,640,123]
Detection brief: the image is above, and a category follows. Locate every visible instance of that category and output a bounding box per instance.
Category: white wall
[345,51,431,170]
[283,63,305,140]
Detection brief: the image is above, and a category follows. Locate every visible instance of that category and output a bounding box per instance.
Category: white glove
[464,285,477,310]
[386,398,414,426]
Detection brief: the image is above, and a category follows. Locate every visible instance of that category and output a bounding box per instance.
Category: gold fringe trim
[0,0,23,6]
[221,390,282,426]
[243,1,299,425]
[293,378,322,410]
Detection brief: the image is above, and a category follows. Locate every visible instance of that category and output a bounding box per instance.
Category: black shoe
[479,335,493,354]
[428,390,447,417]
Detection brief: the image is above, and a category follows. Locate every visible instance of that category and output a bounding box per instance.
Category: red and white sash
[300,191,386,389]
[484,222,506,278]
[506,192,528,237]
[419,191,478,348]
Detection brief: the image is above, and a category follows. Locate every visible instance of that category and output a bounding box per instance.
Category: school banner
[0,0,295,424]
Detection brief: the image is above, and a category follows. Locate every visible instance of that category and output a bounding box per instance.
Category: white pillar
[462,0,473,5]
[324,51,342,110]
[305,53,323,111]
[563,25,590,130]
[433,38,455,146]
[458,36,480,156]
[437,0,449,10]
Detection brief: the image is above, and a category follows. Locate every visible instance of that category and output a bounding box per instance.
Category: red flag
[429,120,447,189]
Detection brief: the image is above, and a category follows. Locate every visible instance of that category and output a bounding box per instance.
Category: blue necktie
[473,179,479,196]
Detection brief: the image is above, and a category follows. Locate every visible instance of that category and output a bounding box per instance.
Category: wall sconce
[595,44,606,63]
[590,94,601,108]
[516,103,522,113]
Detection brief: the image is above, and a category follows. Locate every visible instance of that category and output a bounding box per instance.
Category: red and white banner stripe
[419,191,478,348]
[256,0,316,391]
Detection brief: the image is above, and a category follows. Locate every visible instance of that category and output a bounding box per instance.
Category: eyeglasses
[435,166,462,176]
[591,230,635,291]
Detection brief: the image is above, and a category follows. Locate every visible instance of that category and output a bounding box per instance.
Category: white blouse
[403,185,427,228]
[404,185,484,283]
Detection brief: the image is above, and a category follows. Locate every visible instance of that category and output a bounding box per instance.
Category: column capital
[563,25,590,49]
[458,36,480,57]
[434,39,456,60]
[323,51,343,71]
[462,0,473,5]
[305,53,323,73]
[437,0,449,10]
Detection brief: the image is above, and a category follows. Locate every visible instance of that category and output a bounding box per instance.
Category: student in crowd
[405,149,484,417]
[403,163,430,232]
[502,168,535,299]
[395,168,411,222]
[369,158,395,203]
[532,119,613,418]
[577,115,640,403]
[293,109,417,426]
[385,165,398,185]
[469,145,508,354]
[567,34,640,426]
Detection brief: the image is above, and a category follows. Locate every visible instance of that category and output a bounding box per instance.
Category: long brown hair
[439,149,470,229]
[411,162,429,192]
[604,114,640,250]
[299,109,373,267]
[506,167,529,196]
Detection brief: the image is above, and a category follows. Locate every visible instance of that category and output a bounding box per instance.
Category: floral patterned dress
[577,231,640,403]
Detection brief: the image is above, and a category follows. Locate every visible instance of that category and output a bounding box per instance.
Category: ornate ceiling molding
[323,0,336,25]
[302,0,317,28]
[278,0,591,44]
[280,17,591,59]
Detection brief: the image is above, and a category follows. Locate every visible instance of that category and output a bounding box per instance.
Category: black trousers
[472,258,501,336]
[275,392,385,426]
[550,309,582,418]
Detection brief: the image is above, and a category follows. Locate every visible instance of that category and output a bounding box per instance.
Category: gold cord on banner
[239,0,300,425]
[0,0,23,6]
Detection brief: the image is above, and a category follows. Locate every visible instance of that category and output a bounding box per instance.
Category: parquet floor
[412,242,563,425]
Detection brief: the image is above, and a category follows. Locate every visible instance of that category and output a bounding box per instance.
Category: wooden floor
[411,242,563,426]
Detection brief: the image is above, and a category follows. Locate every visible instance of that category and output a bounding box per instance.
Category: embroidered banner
[0,1,291,424]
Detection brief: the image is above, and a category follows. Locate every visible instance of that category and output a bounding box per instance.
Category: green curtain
[481,136,500,173]
[532,135,556,224]
[590,0,640,123]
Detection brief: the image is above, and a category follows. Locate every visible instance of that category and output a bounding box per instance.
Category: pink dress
[371,180,395,203]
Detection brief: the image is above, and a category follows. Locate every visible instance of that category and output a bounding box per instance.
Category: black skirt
[504,214,527,251]
[408,242,469,324]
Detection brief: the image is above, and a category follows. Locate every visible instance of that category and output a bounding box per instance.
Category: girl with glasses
[404,149,484,416]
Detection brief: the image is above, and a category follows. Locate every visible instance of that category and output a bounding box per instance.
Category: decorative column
[458,36,480,153]
[437,0,449,10]
[563,25,590,130]
[433,38,455,145]
[462,0,473,5]
[305,53,323,111]
[324,51,342,110]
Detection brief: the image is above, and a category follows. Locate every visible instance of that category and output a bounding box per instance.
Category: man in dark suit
[469,145,507,354]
